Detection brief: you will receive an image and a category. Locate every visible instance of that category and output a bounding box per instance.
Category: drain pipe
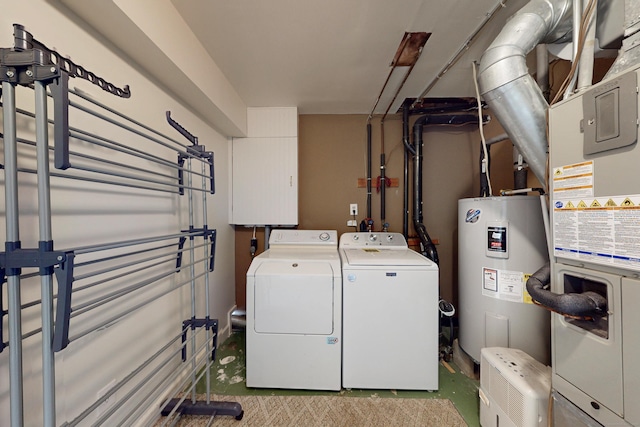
[380,124,387,230]
[478,0,573,188]
[478,133,510,197]
[366,122,372,220]
[413,116,439,264]
[402,106,412,237]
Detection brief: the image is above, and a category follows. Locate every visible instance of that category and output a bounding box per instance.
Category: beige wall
[235,112,518,308]
[233,56,615,317]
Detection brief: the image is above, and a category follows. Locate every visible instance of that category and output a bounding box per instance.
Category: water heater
[458,196,550,364]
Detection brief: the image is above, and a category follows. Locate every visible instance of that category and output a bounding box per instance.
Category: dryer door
[253,261,335,334]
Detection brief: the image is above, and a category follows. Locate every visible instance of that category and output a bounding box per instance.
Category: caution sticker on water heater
[482,267,531,303]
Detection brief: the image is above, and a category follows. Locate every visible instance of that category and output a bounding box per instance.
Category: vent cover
[479,347,551,427]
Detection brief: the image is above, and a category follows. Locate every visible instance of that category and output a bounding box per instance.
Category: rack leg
[35,80,56,427]
[3,80,24,427]
[161,398,244,421]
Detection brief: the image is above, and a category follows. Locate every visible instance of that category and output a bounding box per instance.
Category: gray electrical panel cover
[582,70,637,155]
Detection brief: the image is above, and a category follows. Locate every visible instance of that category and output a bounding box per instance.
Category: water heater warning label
[482,267,530,303]
[553,194,640,271]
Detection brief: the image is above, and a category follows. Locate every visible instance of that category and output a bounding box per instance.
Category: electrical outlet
[349,203,358,216]
[347,220,357,227]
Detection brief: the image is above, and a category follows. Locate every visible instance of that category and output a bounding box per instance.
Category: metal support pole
[186,157,197,403]
[3,80,24,427]
[201,160,212,404]
[35,80,56,426]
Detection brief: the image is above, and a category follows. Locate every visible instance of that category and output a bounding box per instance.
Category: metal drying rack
[0,23,242,426]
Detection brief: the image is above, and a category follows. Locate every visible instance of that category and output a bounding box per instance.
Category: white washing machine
[246,229,341,390]
[340,232,439,390]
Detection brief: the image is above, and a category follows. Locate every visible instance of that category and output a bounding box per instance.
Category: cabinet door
[622,277,640,425]
[553,265,623,416]
[231,136,298,225]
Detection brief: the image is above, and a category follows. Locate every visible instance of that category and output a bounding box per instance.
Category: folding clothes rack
[0,24,241,426]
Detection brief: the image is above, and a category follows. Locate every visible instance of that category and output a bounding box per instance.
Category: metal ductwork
[605,0,640,78]
[478,0,574,188]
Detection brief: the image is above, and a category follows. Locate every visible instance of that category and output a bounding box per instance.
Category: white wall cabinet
[230,107,298,226]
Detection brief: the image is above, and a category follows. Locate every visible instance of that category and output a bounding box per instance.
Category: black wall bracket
[167,111,215,195]
[181,317,219,362]
[0,243,75,353]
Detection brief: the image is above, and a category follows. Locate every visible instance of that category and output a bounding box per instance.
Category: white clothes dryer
[339,232,439,390]
[246,230,341,390]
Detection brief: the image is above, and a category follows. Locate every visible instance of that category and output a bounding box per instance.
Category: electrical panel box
[582,70,637,155]
[230,107,298,226]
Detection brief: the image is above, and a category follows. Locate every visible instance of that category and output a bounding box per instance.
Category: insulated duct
[526,263,608,319]
[478,0,574,187]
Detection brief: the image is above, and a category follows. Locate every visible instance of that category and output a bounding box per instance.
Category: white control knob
[369,234,378,242]
[319,232,330,241]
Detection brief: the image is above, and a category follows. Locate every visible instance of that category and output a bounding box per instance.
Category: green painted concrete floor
[196,332,480,426]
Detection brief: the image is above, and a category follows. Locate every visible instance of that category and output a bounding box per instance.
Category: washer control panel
[339,232,407,248]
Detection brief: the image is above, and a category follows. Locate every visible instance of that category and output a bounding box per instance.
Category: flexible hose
[526,263,607,319]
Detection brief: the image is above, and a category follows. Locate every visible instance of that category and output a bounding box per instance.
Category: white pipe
[577,0,598,92]
[572,0,582,60]
[564,0,583,98]
[413,0,514,104]
[540,194,555,263]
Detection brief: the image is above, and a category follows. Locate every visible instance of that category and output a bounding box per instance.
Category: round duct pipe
[478,0,574,188]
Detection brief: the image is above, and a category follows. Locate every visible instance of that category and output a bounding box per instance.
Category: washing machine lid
[341,247,436,267]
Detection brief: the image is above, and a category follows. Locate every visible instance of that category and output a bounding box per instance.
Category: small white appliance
[339,232,439,390]
[479,347,551,427]
[245,229,341,390]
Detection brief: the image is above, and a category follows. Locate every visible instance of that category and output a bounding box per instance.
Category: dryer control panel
[269,229,338,246]
[339,232,408,248]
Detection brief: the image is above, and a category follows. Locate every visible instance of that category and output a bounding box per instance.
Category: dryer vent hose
[526,263,608,320]
[414,221,439,265]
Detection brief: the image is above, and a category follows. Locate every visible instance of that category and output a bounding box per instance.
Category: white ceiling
[53,0,532,120]
[169,0,530,115]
